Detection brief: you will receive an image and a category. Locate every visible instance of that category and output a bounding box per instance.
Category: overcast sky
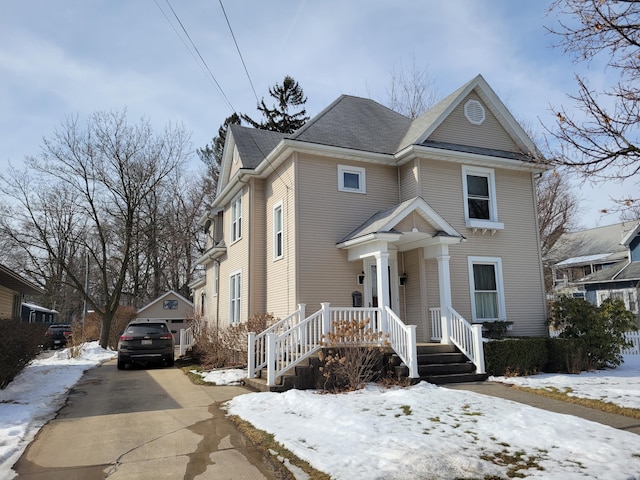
[0,1,635,228]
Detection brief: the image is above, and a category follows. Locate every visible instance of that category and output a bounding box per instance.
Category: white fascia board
[620,221,640,246]
[396,144,546,173]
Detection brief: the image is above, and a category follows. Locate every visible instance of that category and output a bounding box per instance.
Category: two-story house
[190,74,548,386]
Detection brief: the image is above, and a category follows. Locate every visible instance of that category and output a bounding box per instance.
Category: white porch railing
[429,306,485,374]
[179,327,195,357]
[249,303,420,387]
[248,304,306,379]
[429,307,442,341]
[386,307,419,378]
[448,307,485,374]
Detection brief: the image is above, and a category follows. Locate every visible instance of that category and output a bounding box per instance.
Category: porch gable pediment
[337,197,463,252]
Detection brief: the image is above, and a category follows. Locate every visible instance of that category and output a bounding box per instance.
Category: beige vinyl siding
[250,178,266,315]
[296,154,399,311]
[400,249,430,341]
[218,185,250,328]
[395,212,437,236]
[0,286,14,319]
[137,294,193,320]
[425,257,440,339]
[419,158,546,335]
[399,161,419,202]
[228,146,242,179]
[264,159,297,318]
[429,93,519,153]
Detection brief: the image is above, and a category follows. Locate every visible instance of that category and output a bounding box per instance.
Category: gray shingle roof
[289,95,411,154]
[579,260,640,283]
[546,222,637,264]
[229,125,286,169]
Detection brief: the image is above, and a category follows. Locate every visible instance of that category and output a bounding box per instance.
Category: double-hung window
[462,166,503,230]
[468,257,506,321]
[230,195,242,242]
[273,202,283,260]
[338,165,366,193]
[229,270,242,325]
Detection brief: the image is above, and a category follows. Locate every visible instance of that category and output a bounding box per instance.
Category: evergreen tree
[242,75,309,133]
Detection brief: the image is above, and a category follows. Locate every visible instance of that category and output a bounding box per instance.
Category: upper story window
[230,194,242,243]
[462,165,504,230]
[468,256,506,322]
[273,201,283,260]
[230,270,242,325]
[338,165,366,194]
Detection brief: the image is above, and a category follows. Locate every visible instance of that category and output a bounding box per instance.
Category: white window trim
[597,288,638,313]
[468,256,507,322]
[230,194,242,243]
[338,165,366,194]
[461,165,504,230]
[213,262,219,297]
[229,269,242,325]
[273,201,283,260]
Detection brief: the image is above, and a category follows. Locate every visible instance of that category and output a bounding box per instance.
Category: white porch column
[435,252,453,345]
[375,252,390,333]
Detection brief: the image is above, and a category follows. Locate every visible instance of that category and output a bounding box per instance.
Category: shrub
[544,337,588,374]
[191,313,276,369]
[549,296,637,369]
[0,320,48,389]
[74,307,136,350]
[319,318,390,392]
[484,337,548,376]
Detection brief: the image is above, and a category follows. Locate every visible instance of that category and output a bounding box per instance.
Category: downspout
[215,259,221,334]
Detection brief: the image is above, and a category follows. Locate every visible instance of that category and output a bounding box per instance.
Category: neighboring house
[547,221,639,314]
[190,74,548,384]
[21,302,59,323]
[0,263,42,321]
[136,290,194,345]
[548,221,640,322]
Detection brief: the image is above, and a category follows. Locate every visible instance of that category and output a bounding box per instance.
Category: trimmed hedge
[484,337,591,377]
[0,320,48,389]
[484,337,548,376]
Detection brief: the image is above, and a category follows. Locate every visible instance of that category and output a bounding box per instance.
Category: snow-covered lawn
[2,347,640,479]
[225,356,640,479]
[0,342,116,479]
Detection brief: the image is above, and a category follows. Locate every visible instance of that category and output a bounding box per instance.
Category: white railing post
[266,333,276,386]
[299,303,307,347]
[441,309,452,345]
[407,325,419,378]
[471,323,485,374]
[248,331,256,378]
[179,329,185,357]
[321,302,331,336]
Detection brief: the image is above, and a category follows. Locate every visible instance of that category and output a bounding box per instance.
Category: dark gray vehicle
[117,319,175,370]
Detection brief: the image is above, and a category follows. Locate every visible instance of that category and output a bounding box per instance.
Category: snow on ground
[491,355,640,410]
[2,347,640,480]
[194,367,245,386]
[225,355,640,480]
[0,342,116,479]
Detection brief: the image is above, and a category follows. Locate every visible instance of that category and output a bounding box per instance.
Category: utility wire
[155,0,236,112]
[218,0,259,105]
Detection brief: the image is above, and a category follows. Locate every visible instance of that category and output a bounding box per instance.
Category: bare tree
[0,110,191,348]
[546,0,640,212]
[386,58,441,119]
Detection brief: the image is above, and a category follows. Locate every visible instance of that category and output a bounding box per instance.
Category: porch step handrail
[447,306,485,374]
[385,307,419,378]
[265,308,325,386]
[248,304,306,378]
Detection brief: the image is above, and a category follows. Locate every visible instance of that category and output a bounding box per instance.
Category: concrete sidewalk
[445,381,640,435]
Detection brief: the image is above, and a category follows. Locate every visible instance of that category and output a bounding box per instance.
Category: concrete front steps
[244,356,320,393]
[395,343,488,385]
[244,344,487,392]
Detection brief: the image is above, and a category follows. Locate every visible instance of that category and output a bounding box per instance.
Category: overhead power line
[154,0,236,112]
[218,0,259,105]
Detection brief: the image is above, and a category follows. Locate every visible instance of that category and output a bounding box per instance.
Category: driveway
[13,360,283,479]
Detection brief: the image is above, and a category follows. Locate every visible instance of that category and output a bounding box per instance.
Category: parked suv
[117,319,175,370]
[44,324,73,349]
